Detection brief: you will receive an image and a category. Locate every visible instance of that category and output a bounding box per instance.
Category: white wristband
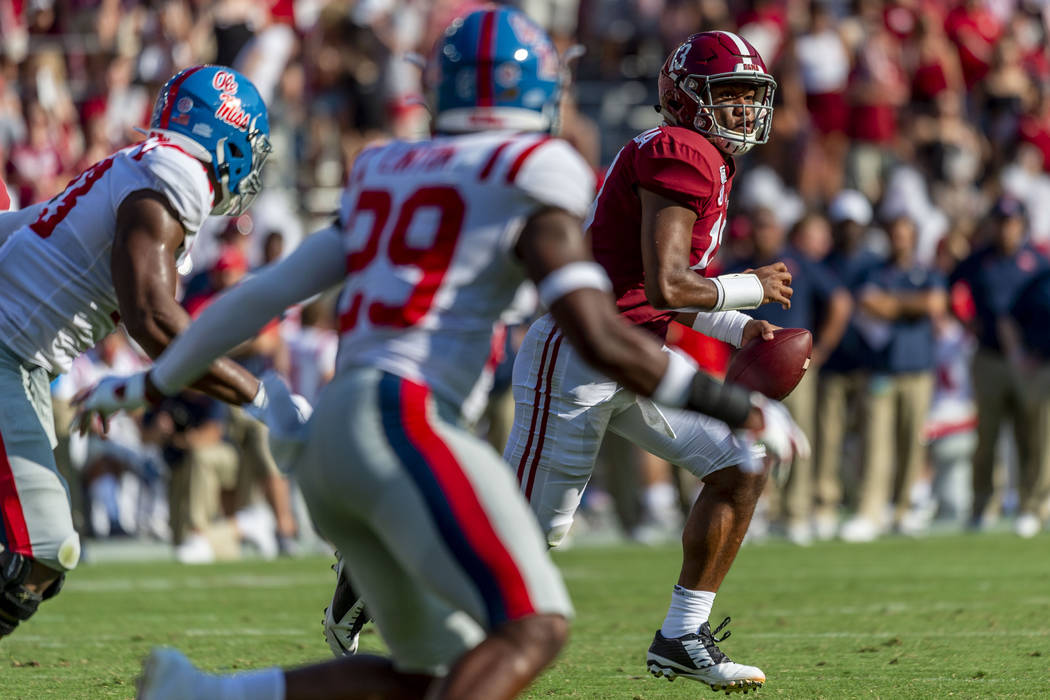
[691,310,752,347]
[712,273,764,311]
[652,350,697,407]
[537,262,612,308]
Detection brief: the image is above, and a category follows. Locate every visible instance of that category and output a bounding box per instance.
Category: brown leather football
[724,328,812,400]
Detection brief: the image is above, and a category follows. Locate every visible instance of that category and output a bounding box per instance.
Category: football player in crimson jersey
[0,65,286,639]
[502,31,800,692]
[75,10,803,700]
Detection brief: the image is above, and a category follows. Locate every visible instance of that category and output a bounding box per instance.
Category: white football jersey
[0,137,212,374]
[334,131,595,412]
[283,324,338,405]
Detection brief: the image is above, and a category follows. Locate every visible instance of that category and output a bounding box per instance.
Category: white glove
[244,371,313,471]
[747,393,811,464]
[71,372,156,436]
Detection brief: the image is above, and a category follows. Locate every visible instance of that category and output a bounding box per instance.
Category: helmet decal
[669,42,691,78]
[150,65,270,216]
[212,70,251,131]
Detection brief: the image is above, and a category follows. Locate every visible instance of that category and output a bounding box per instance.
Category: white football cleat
[137,648,205,700]
[646,617,765,693]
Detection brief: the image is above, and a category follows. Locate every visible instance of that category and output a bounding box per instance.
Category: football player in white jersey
[0,64,275,639]
[74,9,804,700]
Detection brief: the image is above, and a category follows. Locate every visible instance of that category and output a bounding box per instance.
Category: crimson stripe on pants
[0,429,32,555]
[515,325,559,486]
[523,333,564,500]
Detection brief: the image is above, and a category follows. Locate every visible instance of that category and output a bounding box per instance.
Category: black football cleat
[646,617,765,694]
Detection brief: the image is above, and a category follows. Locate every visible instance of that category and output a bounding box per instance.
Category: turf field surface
[3,533,1049,698]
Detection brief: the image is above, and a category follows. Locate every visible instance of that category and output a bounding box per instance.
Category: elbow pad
[685,373,753,428]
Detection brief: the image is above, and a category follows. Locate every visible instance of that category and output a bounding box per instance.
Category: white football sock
[209,667,286,700]
[660,585,715,638]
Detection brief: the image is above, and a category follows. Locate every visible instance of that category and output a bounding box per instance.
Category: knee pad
[0,546,65,637]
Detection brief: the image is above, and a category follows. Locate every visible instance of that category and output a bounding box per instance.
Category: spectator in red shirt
[794,2,851,201]
[846,21,909,202]
[6,101,64,204]
[907,9,964,111]
[1017,85,1050,175]
[944,0,1002,90]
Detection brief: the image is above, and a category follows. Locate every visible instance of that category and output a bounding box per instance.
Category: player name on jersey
[333,131,595,416]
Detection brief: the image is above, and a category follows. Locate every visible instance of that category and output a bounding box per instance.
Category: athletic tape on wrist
[537,262,612,308]
[652,351,696,407]
[713,277,726,311]
[712,273,763,311]
[691,310,752,347]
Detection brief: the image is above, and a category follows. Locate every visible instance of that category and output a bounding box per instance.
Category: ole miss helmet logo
[212,70,250,131]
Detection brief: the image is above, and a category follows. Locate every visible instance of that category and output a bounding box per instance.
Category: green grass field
[4,534,1049,699]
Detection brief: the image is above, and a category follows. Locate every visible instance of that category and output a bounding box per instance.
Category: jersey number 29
[339,186,465,332]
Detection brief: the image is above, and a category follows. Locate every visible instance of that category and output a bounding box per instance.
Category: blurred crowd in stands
[3,0,1050,559]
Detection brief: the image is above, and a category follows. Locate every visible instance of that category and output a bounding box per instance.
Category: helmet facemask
[680,73,776,155]
[211,116,272,216]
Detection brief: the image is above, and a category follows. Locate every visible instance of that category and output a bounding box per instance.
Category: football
[724,328,812,400]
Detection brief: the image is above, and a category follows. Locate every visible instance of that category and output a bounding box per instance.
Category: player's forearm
[653,269,768,314]
[150,227,345,398]
[187,361,261,405]
[126,300,260,405]
[551,291,669,393]
[645,269,719,310]
[688,310,753,347]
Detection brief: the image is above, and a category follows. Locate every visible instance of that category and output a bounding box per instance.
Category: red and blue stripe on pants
[378,372,536,628]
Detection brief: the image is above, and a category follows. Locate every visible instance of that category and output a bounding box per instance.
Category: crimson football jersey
[588,125,734,340]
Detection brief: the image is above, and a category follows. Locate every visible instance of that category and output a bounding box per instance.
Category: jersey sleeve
[512,139,596,219]
[136,145,214,234]
[633,130,718,212]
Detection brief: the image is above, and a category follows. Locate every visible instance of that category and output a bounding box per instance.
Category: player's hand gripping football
[71,372,157,436]
[740,318,779,344]
[747,262,793,309]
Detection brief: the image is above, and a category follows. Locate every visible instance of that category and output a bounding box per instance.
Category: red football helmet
[658,31,777,155]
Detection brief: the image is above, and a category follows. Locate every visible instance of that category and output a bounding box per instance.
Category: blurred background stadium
[3,0,1050,563]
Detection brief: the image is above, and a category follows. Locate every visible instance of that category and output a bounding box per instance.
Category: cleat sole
[648,661,764,694]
